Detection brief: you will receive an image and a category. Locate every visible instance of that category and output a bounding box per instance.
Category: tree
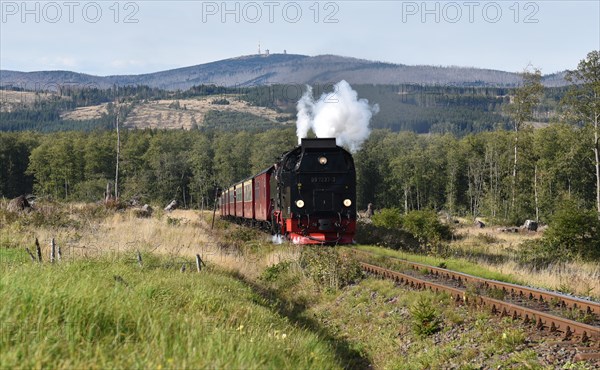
[249,128,296,173]
[545,201,600,260]
[507,67,543,216]
[27,133,85,199]
[0,133,39,198]
[188,133,214,209]
[563,50,600,219]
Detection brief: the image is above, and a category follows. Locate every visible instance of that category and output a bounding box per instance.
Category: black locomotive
[220,138,356,244]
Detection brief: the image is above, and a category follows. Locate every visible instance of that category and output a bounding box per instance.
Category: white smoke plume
[295,85,314,142]
[295,80,379,153]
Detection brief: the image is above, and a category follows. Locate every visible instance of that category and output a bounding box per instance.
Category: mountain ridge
[0,54,568,90]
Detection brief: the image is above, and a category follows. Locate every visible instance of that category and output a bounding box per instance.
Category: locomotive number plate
[311,176,336,183]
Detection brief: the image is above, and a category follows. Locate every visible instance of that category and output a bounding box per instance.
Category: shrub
[410,295,442,336]
[261,261,292,282]
[518,202,600,265]
[210,98,230,105]
[402,210,453,250]
[166,217,181,226]
[475,233,500,244]
[371,208,403,229]
[544,202,600,260]
[5,201,79,229]
[229,227,261,242]
[299,247,362,290]
[355,221,420,251]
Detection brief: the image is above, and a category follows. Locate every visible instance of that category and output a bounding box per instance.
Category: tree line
[0,128,297,207]
[0,123,593,224]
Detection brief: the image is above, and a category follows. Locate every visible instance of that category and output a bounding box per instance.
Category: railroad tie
[536,317,545,330]
[563,326,573,341]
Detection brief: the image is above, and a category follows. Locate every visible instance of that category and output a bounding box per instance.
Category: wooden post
[57,244,62,261]
[137,250,143,267]
[50,238,56,263]
[115,97,120,201]
[25,248,35,262]
[35,238,42,263]
[180,263,186,273]
[105,181,111,203]
[211,187,219,230]
[195,254,205,272]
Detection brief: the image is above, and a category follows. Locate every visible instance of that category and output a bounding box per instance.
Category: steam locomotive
[219,138,356,244]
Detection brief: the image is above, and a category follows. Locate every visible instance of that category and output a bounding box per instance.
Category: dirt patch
[59,95,290,129]
[0,90,57,112]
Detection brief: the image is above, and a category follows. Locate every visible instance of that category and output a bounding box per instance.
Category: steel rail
[354,249,600,316]
[361,262,600,343]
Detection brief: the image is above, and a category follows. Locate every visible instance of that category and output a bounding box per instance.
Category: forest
[1,81,564,135]
[0,124,595,222]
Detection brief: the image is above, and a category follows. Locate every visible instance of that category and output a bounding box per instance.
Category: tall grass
[0,253,341,369]
[353,223,600,300]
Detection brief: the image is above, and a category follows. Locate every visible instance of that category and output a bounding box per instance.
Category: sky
[1,1,598,76]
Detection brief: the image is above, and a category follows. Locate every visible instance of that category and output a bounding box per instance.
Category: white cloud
[39,56,78,70]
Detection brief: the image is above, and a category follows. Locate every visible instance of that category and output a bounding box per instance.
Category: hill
[1,54,568,91]
[60,96,288,130]
[2,82,568,134]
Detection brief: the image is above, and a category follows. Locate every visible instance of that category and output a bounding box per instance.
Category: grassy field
[1,201,598,368]
[353,220,600,300]
[448,223,600,299]
[349,245,524,284]
[0,250,346,369]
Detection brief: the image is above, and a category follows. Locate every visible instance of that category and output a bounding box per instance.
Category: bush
[210,98,230,105]
[518,202,600,269]
[166,217,181,226]
[544,202,599,260]
[371,208,403,229]
[410,295,442,337]
[357,209,452,254]
[355,221,420,251]
[518,202,600,266]
[299,247,362,290]
[261,261,292,282]
[402,210,453,249]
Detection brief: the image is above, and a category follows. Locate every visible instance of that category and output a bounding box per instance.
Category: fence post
[57,243,62,261]
[25,248,35,263]
[35,238,42,263]
[180,263,186,273]
[50,238,56,263]
[211,187,219,230]
[137,250,143,267]
[196,254,205,273]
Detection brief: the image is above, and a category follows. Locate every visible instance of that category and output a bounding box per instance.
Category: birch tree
[507,67,543,215]
[563,50,600,219]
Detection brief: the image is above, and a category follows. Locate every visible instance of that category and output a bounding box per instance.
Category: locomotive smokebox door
[314,190,334,210]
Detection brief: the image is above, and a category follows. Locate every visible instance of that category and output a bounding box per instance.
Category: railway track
[353,250,600,361]
[355,249,599,316]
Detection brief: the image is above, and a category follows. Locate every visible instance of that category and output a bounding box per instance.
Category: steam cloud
[296,80,379,153]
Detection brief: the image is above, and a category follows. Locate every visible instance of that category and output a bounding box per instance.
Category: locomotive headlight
[318,156,328,165]
[296,200,305,208]
[343,199,352,207]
